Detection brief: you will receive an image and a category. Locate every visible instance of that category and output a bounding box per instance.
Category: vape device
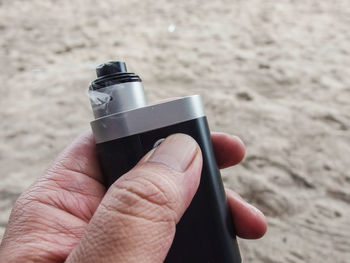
[88,61,241,263]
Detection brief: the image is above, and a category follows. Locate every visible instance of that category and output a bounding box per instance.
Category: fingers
[66,134,202,263]
[211,132,245,169]
[24,130,105,222]
[44,130,243,184]
[211,134,266,238]
[226,188,267,239]
[46,130,103,183]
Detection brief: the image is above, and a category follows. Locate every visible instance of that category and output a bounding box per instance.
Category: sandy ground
[1,0,350,262]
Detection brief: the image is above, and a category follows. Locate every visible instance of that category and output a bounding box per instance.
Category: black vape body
[89,61,241,263]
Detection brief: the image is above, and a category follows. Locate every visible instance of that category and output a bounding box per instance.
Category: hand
[0,131,266,262]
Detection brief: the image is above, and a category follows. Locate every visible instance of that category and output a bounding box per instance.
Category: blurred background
[1,0,350,262]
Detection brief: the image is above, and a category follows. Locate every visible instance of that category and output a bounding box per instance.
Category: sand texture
[1,0,350,262]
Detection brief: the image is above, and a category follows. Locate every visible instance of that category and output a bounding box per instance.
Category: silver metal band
[91,95,206,143]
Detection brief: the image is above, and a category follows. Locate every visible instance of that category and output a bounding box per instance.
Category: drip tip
[96,61,127,78]
[91,60,141,90]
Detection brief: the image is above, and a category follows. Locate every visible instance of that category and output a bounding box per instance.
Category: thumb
[66,134,202,263]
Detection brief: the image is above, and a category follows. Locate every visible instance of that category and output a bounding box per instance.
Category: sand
[1,0,350,262]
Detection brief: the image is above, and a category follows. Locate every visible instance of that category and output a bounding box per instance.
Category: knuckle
[104,166,181,223]
[11,192,36,219]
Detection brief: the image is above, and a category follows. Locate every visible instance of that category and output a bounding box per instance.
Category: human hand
[0,131,266,262]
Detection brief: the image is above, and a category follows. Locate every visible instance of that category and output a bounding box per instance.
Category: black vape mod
[88,61,241,262]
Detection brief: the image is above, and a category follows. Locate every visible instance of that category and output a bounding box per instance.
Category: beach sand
[1,0,350,262]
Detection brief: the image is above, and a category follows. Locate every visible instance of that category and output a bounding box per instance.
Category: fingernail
[148,134,199,172]
[227,189,265,218]
[241,200,265,219]
[247,203,265,217]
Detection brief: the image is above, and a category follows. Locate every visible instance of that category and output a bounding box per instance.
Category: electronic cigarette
[88,61,242,262]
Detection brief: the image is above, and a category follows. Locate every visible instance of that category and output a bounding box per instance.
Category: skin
[0,131,267,263]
